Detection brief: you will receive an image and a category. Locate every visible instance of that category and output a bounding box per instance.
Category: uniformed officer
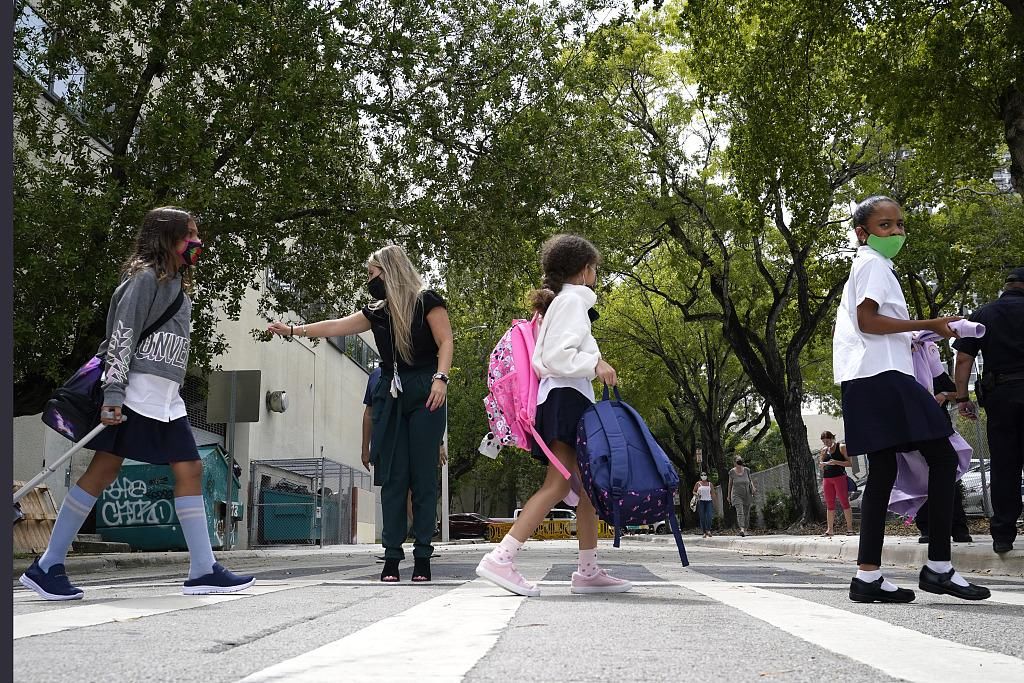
[953,266,1024,554]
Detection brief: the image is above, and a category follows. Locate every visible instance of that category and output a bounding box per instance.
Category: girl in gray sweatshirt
[20,207,255,601]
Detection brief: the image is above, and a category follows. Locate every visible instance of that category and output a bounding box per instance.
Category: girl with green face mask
[832,196,991,605]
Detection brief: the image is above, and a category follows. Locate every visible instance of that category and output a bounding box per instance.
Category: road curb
[11,540,490,578]
[625,534,1024,577]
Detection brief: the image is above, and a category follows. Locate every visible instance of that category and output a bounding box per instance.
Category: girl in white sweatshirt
[476,234,632,597]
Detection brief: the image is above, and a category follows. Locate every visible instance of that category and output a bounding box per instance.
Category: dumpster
[257,487,316,544]
[95,444,243,551]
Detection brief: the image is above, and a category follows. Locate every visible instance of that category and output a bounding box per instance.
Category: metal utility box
[95,445,243,551]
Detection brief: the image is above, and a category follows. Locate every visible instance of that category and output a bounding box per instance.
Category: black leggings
[857,437,957,566]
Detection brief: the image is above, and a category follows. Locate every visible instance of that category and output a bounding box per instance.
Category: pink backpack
[482,317,579,498]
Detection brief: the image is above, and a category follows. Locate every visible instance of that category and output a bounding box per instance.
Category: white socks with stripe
[491,534,524,564]
[39,485,97,572]
[856,569,899,592]
[926,560,970,587]
[578,548,599,578]
[175,496,216,579]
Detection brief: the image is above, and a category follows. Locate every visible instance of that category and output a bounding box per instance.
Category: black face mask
[367,275,387,300]
[587,307,600,323]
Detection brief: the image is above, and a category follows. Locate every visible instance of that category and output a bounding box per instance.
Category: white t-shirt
[123,372,188,422]
[833,245,914,384]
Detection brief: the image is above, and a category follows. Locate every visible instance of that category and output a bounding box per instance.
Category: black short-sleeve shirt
[952,289,1024,375]
[361,290,447,373]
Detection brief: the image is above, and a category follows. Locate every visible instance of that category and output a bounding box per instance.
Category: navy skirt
[530,388,593,464]
[841,370,953,455]
[85,406,201,464]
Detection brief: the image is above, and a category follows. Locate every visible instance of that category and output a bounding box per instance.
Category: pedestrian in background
[833,195,989,603]
[271,245,452,583]
[21,207,255,601]
[728,457,756,537]
[818,431,854,537]
[954,265,1024,554]
[693,472,716,538]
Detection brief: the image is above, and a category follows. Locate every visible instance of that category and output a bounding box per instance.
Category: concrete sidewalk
[629,533,1024,577]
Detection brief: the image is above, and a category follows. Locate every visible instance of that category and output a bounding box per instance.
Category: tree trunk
[777,403,825,524]
[998,82,1024,199]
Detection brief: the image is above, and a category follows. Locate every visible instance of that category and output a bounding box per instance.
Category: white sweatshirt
[532,284,601,404]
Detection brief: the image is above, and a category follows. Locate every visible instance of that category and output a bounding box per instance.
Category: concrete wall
[212,284,378,548]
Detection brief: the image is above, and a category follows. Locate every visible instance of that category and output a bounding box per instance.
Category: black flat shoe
[380,559,400,583]
[412,557,431,583]
[919,566,990,601]
[917,535,929,544]
[952,533,973,543]
[993,539,1014,553]
[849,577,915,604]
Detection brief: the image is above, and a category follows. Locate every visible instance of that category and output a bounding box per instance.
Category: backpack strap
[594,397,629,495]
[526,423,573,480]
[136,287,185,349]
[665,492,690,566]
[620,402,678,485]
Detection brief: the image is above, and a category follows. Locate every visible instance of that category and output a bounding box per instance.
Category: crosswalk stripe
[14,582,312,640]
[237,579,528,683]
[676,578,1024,682]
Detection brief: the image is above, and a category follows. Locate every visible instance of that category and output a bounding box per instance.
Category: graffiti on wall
[99,475,176,527]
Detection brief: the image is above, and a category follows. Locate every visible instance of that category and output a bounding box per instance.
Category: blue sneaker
[20,559,85,601]
[182,562,255,595]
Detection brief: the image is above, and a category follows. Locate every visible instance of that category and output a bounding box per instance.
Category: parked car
[447,512,492,539]
[962,461,991,516]
[513,507,577,535]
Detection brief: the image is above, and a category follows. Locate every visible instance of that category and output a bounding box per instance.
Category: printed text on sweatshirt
[96,268,192,407]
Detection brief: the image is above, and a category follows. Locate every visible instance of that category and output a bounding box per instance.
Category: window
[328,335,380,374]
[14,3,87,108]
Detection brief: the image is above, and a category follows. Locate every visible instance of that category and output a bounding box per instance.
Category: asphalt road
[12,540,1024,682]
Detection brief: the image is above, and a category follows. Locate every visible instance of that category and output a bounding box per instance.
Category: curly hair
[528,234,601,314]
[122,206,196,287]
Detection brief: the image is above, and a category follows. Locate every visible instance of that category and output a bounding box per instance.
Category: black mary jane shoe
[380,559,400,583]
[919,566,991,601]
[993,539,1014,554]
[412,557,431,583]
[849,577,915,604]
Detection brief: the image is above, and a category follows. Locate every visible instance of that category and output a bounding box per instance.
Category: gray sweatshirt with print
[96,268,192,407]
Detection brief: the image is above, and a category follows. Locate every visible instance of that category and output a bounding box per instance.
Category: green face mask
[866,233,906,259]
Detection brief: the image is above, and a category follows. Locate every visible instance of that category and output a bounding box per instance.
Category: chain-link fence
[248,458,371,547]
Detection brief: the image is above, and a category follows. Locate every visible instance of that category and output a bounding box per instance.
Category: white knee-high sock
[175,496,216,579]
[39,486,97,572]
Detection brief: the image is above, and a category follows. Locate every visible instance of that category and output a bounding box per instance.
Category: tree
[13,0,596,415]
[601,251,770,526]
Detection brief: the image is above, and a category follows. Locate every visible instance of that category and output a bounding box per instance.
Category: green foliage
[761,490,797,530]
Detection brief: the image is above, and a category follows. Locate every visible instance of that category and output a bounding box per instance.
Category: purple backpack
[42,288,184,442]
[577,386,689,565]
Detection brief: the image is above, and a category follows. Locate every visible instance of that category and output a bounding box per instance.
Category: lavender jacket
[888,320,985,518]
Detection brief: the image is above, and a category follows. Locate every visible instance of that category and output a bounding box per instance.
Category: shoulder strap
[136,287,184,349]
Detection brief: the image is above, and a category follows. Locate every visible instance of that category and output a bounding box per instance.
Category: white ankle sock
[491,535,523,564]
[578,548,599,577]
[926,560,969,587]
[856,569,899,592]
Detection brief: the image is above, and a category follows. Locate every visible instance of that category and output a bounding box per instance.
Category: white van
[513,508,577,535]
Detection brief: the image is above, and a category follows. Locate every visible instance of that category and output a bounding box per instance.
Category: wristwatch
[432,372,450,384]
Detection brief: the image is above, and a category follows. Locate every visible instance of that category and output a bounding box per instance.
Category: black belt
[993,371,1024,385]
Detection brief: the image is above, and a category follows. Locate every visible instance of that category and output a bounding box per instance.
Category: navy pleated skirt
[530,387,593,464]
[85,406,201,464]
[841,370,953,455]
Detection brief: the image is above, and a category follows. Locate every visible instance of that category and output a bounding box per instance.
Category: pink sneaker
[571,569,633,594]
[475,554,540,597]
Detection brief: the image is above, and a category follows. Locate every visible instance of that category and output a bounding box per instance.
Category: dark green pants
[370,366,446,560]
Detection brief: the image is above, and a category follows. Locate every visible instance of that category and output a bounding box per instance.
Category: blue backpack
[577,386,689,566]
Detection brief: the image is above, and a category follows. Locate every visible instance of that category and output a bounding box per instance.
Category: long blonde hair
[367,245,426,364]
